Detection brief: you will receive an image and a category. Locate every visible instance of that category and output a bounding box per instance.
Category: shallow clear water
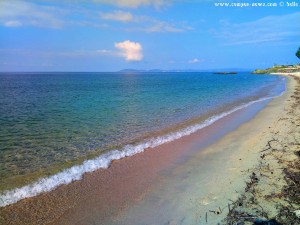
[0,72,285,193]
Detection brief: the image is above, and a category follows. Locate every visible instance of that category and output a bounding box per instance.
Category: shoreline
[0,74,298,224]
[109,75,299,225]
[0,84,283,207]
[0,97,274,225]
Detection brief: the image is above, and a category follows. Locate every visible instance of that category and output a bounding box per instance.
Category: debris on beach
[223,76,300,225]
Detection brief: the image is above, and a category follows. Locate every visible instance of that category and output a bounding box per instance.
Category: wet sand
[0,76,298,225]
[0,99,268,224]
[110,76,299,225]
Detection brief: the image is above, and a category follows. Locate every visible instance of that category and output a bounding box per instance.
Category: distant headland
[252,64,300,74]
[119,69,249,73]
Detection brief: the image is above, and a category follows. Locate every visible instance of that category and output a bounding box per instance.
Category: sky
[0,0,299,72]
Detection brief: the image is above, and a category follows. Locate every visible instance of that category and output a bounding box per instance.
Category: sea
[0,72,286,207]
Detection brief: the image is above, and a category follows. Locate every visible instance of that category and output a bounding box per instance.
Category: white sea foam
[0,95,282,207]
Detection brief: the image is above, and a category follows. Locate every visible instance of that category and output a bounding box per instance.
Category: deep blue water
[0,72,285,194]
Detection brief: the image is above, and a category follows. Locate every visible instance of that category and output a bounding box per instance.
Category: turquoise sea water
[0,72,285,206]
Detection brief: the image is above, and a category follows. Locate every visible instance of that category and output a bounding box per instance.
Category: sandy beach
[1,0,299,224]
[0,74,299,225]
[271,71,300,77]
[223,74,300,224]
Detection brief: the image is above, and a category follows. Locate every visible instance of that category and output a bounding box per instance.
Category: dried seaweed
[222,75,300,225]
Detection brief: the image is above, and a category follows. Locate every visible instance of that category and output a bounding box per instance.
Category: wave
[0,93,283,207]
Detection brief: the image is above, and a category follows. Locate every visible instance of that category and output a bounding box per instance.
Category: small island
[213,72,238,74]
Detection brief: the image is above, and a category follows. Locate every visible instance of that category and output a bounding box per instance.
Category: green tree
[296,47,300,60]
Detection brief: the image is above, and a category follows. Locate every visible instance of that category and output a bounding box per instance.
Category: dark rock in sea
[213,72,237,74]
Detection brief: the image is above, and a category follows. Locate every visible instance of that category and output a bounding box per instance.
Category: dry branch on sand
[223,76,300,225]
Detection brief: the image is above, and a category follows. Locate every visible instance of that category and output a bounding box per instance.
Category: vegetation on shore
[296,47,300,60]
[252,64,300,74]
[253,46,300,74]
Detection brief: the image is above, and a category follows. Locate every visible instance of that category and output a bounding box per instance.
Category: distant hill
[119,68,252,73]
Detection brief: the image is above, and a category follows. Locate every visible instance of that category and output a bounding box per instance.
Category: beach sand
[223,74,300,224]
[0,75,299,225]
[271,71,300,77]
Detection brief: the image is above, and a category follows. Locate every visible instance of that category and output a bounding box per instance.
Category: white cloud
[0,48,114,58]
[115,40,143,61]
[188,58,203,64]
[4,20,22,27]
[0,1,65,28]
[52,49,117,58]
[100,10,189,32]
[144,21,185,32]
[93,0,169,8]
[214,12,300,45]
[0,1,190,33]
[101,11,134,22]
[96,49,112,54]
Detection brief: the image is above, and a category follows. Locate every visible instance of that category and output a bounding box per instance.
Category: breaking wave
[0,94,282,207]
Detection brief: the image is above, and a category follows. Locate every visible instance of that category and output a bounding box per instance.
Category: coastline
[110,74,299,225]
[0,74,298,224]
[0,76,284,208]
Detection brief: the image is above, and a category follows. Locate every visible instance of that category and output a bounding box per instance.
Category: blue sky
[0,0,299,71]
